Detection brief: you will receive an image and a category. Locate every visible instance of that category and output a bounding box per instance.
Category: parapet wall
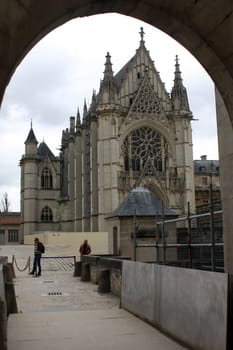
[81,255,129,296]
[24,231,113,256]
[0,258,18,350]
[76,256,232,349]
[121,260,228,350]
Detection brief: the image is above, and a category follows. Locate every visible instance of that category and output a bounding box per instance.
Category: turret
[82,99,88,124]
[171,55,190,112]
[76,108,81,127]
[24,122,38,155]
[90,89,97,112]
[98,52,116,104]
[70,116,75,133]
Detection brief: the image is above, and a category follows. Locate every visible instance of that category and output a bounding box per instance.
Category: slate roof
[194,159,219,174]
[38,141,56,160]
[114,56,134,89]
[24,127,38,144]
[107,187,177,218]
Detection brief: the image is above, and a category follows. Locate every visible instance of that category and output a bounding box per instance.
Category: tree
[0,192,10,212]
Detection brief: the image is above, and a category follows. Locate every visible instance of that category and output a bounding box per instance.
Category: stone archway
[1,0,233,272]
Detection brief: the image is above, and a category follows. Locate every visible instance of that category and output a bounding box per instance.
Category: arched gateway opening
[0,1,233,272]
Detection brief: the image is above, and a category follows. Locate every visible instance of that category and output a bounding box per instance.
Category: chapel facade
[20,28,195,236]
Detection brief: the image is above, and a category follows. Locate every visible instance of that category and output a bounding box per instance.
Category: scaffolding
[133,202,224,272]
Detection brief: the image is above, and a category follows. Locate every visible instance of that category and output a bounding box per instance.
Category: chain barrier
[12,255,31,273]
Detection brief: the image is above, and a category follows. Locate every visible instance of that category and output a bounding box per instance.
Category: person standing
[79,239,91,256]
[29,237,44,277]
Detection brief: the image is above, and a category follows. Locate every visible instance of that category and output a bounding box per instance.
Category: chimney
[200,155,207,160]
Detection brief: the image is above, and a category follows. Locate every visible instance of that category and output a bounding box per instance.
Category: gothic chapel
[20,28,195,237]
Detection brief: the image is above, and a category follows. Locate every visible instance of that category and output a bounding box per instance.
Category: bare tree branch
[0,192,10,212]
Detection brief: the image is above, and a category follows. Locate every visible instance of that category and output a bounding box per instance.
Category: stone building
[194,155,221,210]
[0,212,22,244]
[20,28,195,241]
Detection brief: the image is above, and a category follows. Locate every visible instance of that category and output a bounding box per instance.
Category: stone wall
[0,258,18,350]
[121,260,228,350]
[81,255,127,296]
[24,231,113,257]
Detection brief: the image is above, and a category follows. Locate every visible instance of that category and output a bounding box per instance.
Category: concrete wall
[121,260,228,350]
[216,88,233,274]
[24,231,113,257]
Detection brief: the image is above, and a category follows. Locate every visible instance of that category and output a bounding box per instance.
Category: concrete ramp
[8,308,187,350]
[2,245,187,350]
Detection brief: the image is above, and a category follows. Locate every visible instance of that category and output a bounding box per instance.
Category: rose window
[123,127,168,172]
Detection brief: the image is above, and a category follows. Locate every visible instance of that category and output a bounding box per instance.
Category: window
[41,206,53,222]
[202,177,208,186]
[122,127,168,173]
[8,229,18,243]
[0,229,5,235]
[41,167,53,189]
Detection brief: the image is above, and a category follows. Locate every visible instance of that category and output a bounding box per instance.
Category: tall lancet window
[123,127,168,173]
[41,206,53,222]
[41,167,53,189]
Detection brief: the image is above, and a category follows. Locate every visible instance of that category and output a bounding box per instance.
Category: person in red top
[79,239,91,256]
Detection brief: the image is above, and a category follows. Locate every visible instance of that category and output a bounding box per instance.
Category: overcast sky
[0,13,218,211]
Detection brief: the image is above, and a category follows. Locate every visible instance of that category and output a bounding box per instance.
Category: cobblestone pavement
[1,245,188,350]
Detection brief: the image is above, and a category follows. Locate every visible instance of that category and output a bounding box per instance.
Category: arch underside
[0,1,233,122]
[2,1,233,272]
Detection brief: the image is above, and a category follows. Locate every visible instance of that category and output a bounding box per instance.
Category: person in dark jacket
[79,239,91,256]
[29,237,44,277]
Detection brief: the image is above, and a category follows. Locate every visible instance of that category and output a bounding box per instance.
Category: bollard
[98,269,110,293]
[81,263,90,281]
[73,262,82,277]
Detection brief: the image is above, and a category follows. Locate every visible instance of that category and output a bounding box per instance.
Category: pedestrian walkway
[0,245,188,350]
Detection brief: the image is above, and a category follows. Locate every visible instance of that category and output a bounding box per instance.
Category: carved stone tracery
[122,127,168,173]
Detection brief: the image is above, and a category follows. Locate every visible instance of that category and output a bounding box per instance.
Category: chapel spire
[24,122,38,155]
[25,123,38,145]
[139,27,145,46]
[76,108,81,126]
[98,52,116,104]
[90,89,97,112]
[103,52,114,81]
[83,99,88,117]
[171,55,190,112]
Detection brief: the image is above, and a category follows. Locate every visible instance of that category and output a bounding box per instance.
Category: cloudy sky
[0,13,218,211]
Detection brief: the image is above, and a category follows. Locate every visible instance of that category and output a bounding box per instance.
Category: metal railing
[133,202,224,272]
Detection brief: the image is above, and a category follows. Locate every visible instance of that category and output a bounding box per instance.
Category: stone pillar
[216,88,233,273]
[73,262,82,277]
[0,296,7,350]
[98,269,111,293]
[81,263,90,281]
[4,264,18,314]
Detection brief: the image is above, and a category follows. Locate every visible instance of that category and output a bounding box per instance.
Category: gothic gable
[122,72,170,130]
[130,71,162,114]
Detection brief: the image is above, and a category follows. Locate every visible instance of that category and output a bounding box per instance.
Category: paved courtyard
[0,245,188,350]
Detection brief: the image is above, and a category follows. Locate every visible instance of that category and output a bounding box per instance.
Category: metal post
[209,172,215,271]
[187,202,192,268]
[162,201,166,265]
[155,211,159,264]
[133,209,137,261]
